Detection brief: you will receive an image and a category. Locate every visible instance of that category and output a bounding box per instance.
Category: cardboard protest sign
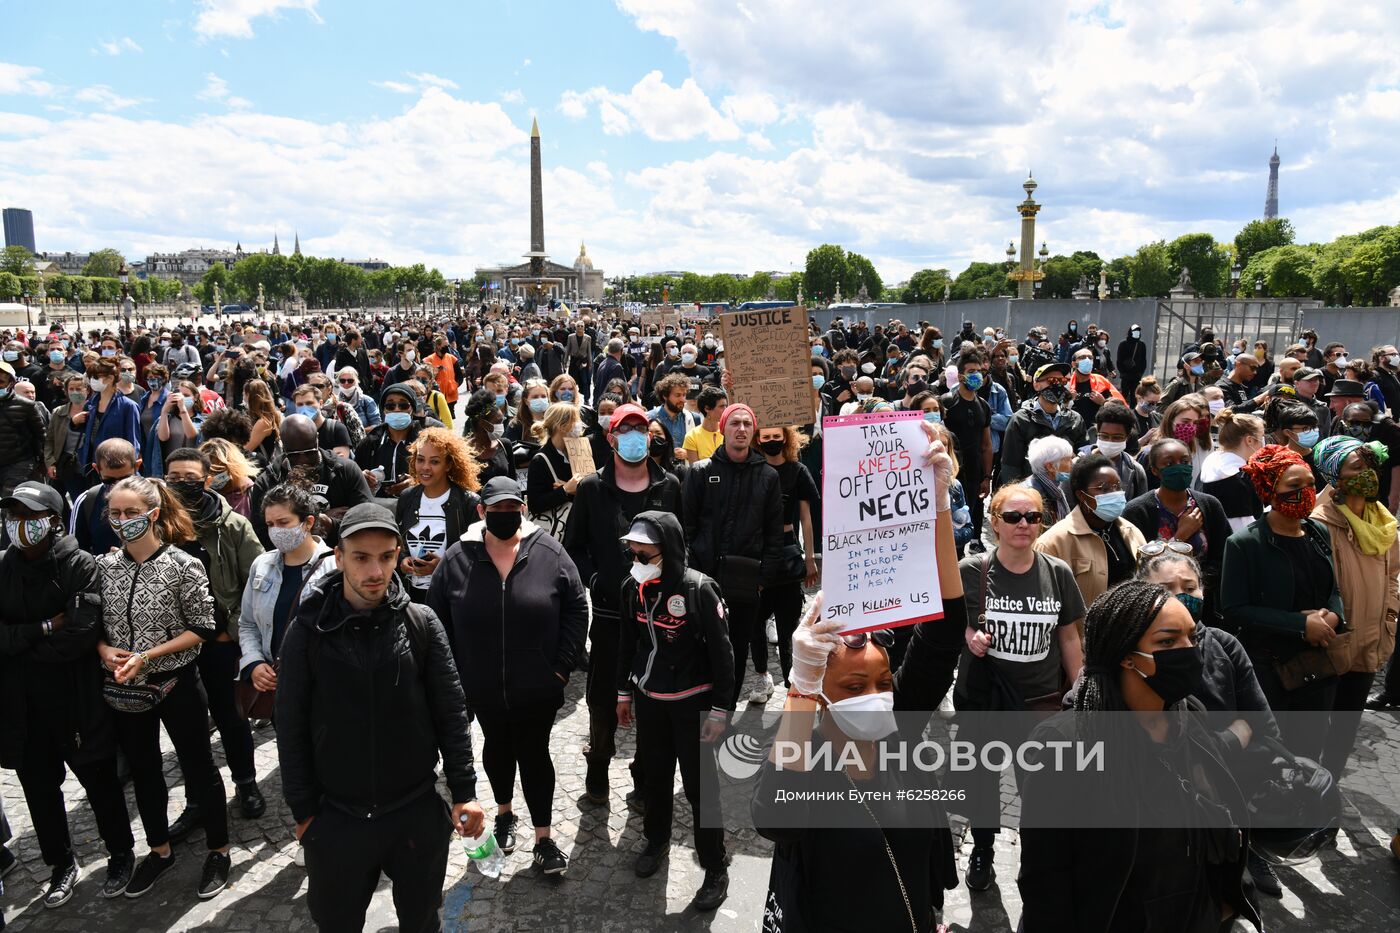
[820,409,942,634]
[717,305,811,429]
[641,306,680,333]
[564,436,596,475]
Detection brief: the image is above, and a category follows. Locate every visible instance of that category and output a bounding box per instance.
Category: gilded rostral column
[1008,173,1044,300]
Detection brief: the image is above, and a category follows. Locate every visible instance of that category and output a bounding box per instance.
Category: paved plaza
[2,659,1398,932]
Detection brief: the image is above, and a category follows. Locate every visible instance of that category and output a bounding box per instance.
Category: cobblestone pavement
[3,664,1397,933]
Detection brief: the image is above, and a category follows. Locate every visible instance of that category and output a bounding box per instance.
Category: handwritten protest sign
[564,436,596,475]
[718,305,811,429]
[821,410,942,634]
[641,306,680,333]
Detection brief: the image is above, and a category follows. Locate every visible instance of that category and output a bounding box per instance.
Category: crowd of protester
[0,304,1396,931]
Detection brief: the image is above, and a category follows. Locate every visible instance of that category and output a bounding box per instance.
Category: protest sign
[641,306,679,333]
[717,305,811,429]
[820,409,942,634]
[564,436,597,475]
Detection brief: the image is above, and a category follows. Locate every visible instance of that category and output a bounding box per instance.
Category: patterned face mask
[109,509,155,542]
[1338,468,1380,501]
[4,517,55,548]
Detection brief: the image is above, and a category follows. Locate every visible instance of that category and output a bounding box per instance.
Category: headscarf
[1312,435,1389,488]
[1239,443,1305,504]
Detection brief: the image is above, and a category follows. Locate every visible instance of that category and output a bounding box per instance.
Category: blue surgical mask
[1296,428,1320,448]
[1190,364,1205,376]
[923,411,942,424]
[385,411,412,430]
[1090,490,1127,522]
[617,431,649,463]
[559,390,574,403]
[296,404,319,419]
[1076,359,1093,374]
[528,397,549,414]
[681,353,696,365]
[49,350,65,364]
[495,393,507,408]
[932,338,944,349]
[812,374,826,390]
[101,348,117,357]
[1055,470,1071,484]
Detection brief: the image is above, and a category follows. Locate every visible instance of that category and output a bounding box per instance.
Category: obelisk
[528,117,546,279]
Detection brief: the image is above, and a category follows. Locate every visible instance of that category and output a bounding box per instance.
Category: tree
[951,261,1012,300]
[1339,226,1400,306]
[1,245,33,276]
[844,252,883,300]
[900,268,952,304]
[1240,245,1317,299]
[1129,241,1174,298]
[804,244,848,302]
[1234,218,1294,269]
[200,262,229,305]
[81,248,126,279]
[1166,233,1230,297]
[0,271,19,298]
[774,272,803,302]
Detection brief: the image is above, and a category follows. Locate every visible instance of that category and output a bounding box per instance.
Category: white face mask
[489,421,505,439]
[630,561,662,585]
[268,525,308,554]
[821,690,897,741]
[1096,439,1128,459]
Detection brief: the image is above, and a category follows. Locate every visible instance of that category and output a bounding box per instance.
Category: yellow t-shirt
[683,426,724,460]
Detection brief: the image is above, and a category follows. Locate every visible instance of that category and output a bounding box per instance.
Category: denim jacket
[238,540,337,674]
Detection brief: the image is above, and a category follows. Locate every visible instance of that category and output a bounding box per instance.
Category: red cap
[609,403,650,433]
[719,402,756,433]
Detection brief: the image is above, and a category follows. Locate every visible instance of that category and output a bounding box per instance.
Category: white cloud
[0,62,56,97]
[372,80,415,94]
[586,160,612,182]
[194,0,323,40]
[500,89,525,105]
[407,72,458,91]
[557,71,740,142]
[97,37,143,56]
[73,85,143,111]
[197,73,252,110]
[722,92,779,126]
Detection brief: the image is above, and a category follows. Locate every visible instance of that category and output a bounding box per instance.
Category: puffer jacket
[616,510,735,713]
[0,534,114,768]
[681,444,784,586]
[276,572,477,822]
[0,392,45,471]
[238,540,337,673]
[191,491,264,638]
[1311,487,1399,673]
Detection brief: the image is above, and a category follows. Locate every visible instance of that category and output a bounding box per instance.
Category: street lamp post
[1231,262,1242,298]
[1254,276,1264,298]
[118,263,130,332]
[21,290,31,332]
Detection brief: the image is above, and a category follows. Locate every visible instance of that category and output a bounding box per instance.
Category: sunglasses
[997,510,1043,525]
[1139,539,1194,558]
[840,629,894,649]
[338,379,357,386]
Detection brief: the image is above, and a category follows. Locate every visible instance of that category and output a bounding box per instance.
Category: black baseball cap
[480,476,525,506]
[337,503,401,539]
[0,481,64,516]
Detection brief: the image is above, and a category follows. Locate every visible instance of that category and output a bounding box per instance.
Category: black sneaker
[633,840,669,878]
[103,851,135,898]
[691,867,729,911]
[167,806,204,843]
[236,782,267,820]
[965,844,995,891]
[124,851,176,898]
[493,812,519,856]
[197,851,231,900]
[532,838,568,876]
[1248,852,1283,898]
[43,862,80,909]
[1365,692,1399,711]
[0,845,15,879]
[625,790,647,814]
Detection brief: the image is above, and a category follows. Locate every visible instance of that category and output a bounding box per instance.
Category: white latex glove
[789,592,843,696]
[919,421,955,513]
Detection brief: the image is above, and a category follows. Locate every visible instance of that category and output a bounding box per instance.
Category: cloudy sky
[2,0,1397,282]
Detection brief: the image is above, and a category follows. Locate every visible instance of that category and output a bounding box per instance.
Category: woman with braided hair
[1019,580,1261,932]
[1221,444,1344,763]
[1307,435,1398,777]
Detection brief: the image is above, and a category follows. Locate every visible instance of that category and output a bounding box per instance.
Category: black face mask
[1132,645,1203,707]
[169,479,205,510]
[759,439,785,457]
[905,378,927,396]
[649,434,671,456]
[1039,385,1070,405]
[484,510,522,540]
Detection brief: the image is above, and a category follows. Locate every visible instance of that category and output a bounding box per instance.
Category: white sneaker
[749,673,774,703]
[766,617,778,645]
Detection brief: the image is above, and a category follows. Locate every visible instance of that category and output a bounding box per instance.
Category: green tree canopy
[1234,218,1294,269]
[900,268,952,303]
[1,245,33,276]
[844,252,883,300]
[1129,241,1174,298]
[81,248,126,279]
[1166,233,1231,297]
[804,244,848,302]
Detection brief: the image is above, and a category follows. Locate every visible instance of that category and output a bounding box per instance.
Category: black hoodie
[681,443,784,587]
[275,571,477,822]
[616,511,734,713]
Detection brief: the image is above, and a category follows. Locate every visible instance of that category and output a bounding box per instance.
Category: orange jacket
[425,352,460,403]
[1073,372,1126,405]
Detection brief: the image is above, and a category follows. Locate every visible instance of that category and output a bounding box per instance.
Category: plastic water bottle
[461,821,505,879]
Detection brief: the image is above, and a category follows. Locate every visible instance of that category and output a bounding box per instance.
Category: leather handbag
[1273,647,1338,692]
[235,670,278,720]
